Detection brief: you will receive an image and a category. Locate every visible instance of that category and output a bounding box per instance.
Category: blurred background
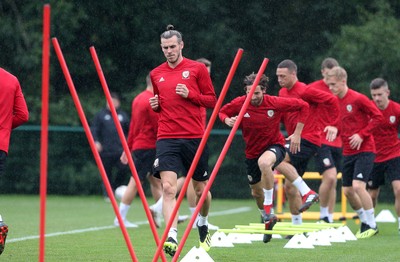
[1,0,399,201]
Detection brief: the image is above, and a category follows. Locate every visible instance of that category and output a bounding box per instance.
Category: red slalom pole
[89,46,167,262]
[172,58,269,261]
[51,38,138,262]
[39,4,50,262]
[152,49,243,262]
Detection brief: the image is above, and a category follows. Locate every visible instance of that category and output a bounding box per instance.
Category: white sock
[355,208,367,224]
[189,207,196,216]
[152,196,163,213]
[365,208,376,228]
[0,215,2,221]
[291,214,302,225]
[119,203,130,220]
[328,213,334,223]
[168,228,178,242]
[259,208,267,218]
[292,177,311,196]
[263,188,274,206]
[398,217,400,229]
[197,215,208,226]
[320,206,329,219]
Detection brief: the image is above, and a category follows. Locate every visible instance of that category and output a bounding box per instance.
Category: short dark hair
[243,73,269,91]
[277,59,297,73]
[370,78,388,90]
[160,24,183,42]
[321,58,339,70]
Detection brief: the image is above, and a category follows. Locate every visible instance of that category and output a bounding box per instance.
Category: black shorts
[286,139,319,177]
[132,149,156,181]
[245,144,286,185]
[342,152,375,187]
[315,144,343,174]
[367,157,400,189]
[153,138,209,181]
[0,150,7,176]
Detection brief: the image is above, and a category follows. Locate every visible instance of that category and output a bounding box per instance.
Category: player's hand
[324,126,338,142]
[349,133,363,150]
[224,116,237,127]
[176,83,189,98]
[286,133,301,154]
[149,95,159,110]
[120,151,128,165]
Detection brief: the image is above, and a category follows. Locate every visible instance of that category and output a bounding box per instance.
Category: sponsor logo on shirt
[182,71,190,79]
[244,113,250,118]
[346,104,352,112]
[159,77,165,82]
[390,115,396,124]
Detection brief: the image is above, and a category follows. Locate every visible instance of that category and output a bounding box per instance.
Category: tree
[322,0,400,101]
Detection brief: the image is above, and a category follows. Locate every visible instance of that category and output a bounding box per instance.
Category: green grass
[1,195,399,261]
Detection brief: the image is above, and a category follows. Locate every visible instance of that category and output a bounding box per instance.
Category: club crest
[390,116,396,124]
[267,110,274,117]
[346,104,352,112]
[182,70,190,79]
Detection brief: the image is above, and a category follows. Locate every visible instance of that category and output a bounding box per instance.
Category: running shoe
[263,214,278,243]
[197,224,211,252]
[113,218,138,228]
[163,237,178,257]
[299,190,319,213]
[357,223,378,239]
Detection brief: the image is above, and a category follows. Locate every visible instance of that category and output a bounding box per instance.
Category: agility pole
[171,58,269,261]
[152,49,243,262]
[52,38,138,262]
[39,4,50,262]
[89,46,167,262]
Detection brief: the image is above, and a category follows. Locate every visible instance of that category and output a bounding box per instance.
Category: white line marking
[7,206,252,243]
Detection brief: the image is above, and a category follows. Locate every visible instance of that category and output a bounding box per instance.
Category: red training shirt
[279,81,340,146]
[371,100,400,162]
[337,89,383,156]
[307,79,342,148]
[0,68,29,153]
[127,90,158,151]
[219,94,309,159]
[150,58,217,139]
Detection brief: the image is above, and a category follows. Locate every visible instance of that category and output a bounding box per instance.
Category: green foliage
[323,0,400,100]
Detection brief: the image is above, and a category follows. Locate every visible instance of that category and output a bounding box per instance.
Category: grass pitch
[1,195,399,261]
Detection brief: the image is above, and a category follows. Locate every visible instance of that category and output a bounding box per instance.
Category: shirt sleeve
[358,95,384,139]
[187,64,217,109]
[12,82,29,129]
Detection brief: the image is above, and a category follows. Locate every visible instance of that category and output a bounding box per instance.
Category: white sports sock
[365,208,376,228]
[355,208,367,224]
[291,214,302,225]
[197,215,208,227]
[168,228,178,242]
[259,208,267,218]
[263,188,274,206]
[0,215,2,221]
[189,207,196,216]
[152,196,163,213]
[398,217,400,229]
[320,206,329,219]
[292,177,311,196]
[328,213,334,223]
[119,203,130,220]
